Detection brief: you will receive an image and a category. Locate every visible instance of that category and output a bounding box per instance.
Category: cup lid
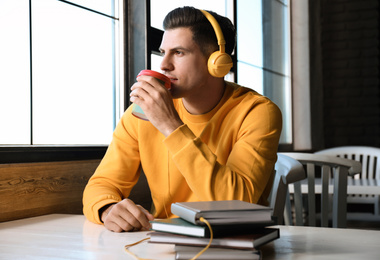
[137,70,171,89]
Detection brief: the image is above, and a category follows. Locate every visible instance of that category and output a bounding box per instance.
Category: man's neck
[182,79,226,115]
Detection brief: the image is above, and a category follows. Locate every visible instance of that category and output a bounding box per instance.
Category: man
[83,6,282,232]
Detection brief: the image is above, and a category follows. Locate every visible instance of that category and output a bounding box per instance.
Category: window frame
[0,0,123,163]
[1,0,296,164]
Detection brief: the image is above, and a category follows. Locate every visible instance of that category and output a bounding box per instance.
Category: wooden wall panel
[0,160,100,222]
[0,159,153,222]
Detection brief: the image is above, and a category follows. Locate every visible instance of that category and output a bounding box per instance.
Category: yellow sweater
[83,82,282,224]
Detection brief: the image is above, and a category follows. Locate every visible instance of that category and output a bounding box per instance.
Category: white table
[260,225,380,260]
[0,214,174,259]
[1,214,379,259]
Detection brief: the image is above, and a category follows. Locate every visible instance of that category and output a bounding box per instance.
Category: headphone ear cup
[207,51,233,78]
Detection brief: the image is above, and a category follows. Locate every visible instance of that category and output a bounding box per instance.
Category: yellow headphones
[200,9,233,78]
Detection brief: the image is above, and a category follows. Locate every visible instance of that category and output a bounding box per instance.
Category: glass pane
[237,0,263,68]
[151,53,163,72]
[262,0,290,76]
[0,0,30,144]
[263,72,292,144]
[150,0,230,30]
[32,0,115,145]
[237,62,263,94]
[262,0,291,144]
[237,0,292,144]
[61,0,116,18]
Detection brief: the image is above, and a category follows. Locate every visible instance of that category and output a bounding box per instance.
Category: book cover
[150,217,275,238]
[174,245,261,260]
[148,227,280,250]
[171,200,272,225]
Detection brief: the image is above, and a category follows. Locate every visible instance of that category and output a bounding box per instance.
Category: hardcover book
[171,200,272,225]
[148,227,280,250]
[174,245,261,260]
[150,217,275,238]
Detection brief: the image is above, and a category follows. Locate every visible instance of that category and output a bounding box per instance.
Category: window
[146,0,292,145]
[0,0,123,146]
[0,0,30,145]
[237,0,292,145]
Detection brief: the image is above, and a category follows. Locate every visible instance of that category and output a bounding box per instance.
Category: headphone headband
[199,9,233,77]
[200,9,226,52]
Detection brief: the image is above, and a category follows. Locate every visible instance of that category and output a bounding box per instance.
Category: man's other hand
[101,199,154,232]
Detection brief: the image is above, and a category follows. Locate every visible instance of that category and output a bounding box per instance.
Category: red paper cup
[132,70,171,121]
[137,70,171,90]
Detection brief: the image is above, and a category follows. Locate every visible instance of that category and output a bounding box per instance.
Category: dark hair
[163,6,236,57]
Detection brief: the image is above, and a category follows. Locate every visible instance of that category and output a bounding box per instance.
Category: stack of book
[148,200,280,260]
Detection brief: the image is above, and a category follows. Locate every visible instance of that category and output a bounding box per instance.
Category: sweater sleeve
[163,97,282,205]
[82,107,142,224]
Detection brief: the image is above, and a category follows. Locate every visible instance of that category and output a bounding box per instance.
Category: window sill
[0,145,107,164]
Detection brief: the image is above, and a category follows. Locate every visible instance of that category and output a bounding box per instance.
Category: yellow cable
[124,237,151,260]
[124,196,168,259]
[191,217,213,260]
[125,237,150,248]
[123,217,213,260]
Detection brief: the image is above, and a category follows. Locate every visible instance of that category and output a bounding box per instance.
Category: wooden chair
[269,153,306,225]
[281,152,361,228]
[315,146,380,218]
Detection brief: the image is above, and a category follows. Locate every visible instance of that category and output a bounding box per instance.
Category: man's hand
[101,199,154,232]
[130,75,183,137]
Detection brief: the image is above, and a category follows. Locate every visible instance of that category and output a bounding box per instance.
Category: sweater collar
[178,82,234,124]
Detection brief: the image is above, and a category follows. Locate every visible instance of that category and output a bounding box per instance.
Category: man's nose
[160,54,174,71]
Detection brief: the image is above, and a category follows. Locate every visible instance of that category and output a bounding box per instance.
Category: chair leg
[307,164,316,226]
[273,180,286,225]
[284,189,293,225]
[294,182,304,226]
[333,166,348,228]
[320,165,330,227]
[375,195,380,216]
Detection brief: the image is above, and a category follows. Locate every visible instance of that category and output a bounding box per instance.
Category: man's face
[159,27,210,99]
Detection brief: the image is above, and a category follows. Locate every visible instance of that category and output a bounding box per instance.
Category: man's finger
[123,200,152,230]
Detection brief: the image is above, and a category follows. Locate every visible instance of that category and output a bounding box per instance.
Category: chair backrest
[280,152,361,228]
[270,153,306,225]
[315,146,380,180]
